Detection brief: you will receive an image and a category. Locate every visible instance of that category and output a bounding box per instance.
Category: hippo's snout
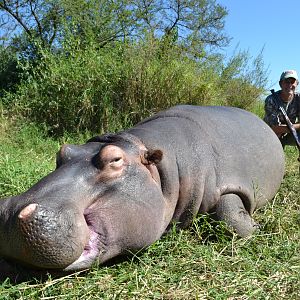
[7,203,90,270]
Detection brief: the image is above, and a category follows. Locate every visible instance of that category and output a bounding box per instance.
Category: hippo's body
[0,105,284,279]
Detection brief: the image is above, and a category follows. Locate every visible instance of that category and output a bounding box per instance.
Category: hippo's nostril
[18,203,38,220]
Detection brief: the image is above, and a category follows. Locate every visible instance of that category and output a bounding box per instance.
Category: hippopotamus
[0,105,284,280]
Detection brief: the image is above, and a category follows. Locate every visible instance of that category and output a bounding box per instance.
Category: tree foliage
[0,0,63,48]
[0,0,229,56]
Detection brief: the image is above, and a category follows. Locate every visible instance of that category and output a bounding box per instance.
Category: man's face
[280,78,298,96]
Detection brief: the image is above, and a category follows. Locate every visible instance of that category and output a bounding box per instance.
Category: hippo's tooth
[18,203,38,220]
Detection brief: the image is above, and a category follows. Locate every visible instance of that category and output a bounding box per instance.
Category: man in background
[264,70,300,147]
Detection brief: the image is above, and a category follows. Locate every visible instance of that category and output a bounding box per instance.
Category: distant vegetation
[0,0,268,136]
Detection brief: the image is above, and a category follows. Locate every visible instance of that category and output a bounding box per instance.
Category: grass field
[0,116,299,299]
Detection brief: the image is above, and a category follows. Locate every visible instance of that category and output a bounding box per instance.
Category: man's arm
[264,94,283,136]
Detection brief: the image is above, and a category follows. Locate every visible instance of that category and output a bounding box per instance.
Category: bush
[5,43,126,135]
[3,38,266,135]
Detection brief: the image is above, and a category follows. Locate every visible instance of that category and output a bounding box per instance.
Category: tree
[0,0,229,57]
[133,0,229,55]
[0,0,63,48]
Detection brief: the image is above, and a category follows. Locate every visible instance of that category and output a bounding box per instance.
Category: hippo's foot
[214,194,259,237]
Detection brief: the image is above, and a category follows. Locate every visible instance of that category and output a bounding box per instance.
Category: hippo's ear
[56,144,85,168]
[141,150,163,165]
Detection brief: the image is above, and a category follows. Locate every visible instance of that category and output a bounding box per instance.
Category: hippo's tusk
[18,203,38,220]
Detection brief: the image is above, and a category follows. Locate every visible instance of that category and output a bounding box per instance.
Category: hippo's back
[130,105,285,210]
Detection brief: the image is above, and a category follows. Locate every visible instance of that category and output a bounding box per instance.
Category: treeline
[0,0,268,135]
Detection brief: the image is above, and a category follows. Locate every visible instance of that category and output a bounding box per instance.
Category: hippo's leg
[214,194,258,237]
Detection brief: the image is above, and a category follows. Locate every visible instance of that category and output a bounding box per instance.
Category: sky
[218,0,300,91]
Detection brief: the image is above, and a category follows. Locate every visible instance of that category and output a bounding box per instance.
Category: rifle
[271,89,300,174]
[270,89,300,162]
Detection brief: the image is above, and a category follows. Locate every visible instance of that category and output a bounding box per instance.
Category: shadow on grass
[189,214,234,244]
[0,258,92,285]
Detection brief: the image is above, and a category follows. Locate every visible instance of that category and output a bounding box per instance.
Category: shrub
[3,38,266,135]
[7,43,126,135]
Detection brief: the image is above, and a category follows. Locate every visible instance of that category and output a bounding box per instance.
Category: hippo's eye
[112,157,122,162]
[96,144,125,172]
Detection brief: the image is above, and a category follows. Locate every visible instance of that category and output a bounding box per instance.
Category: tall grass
[0,112,299,299]
[2,38,265,136]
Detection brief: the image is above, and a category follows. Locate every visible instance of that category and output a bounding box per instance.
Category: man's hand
[272,124,289,137]
[272,123,300,138]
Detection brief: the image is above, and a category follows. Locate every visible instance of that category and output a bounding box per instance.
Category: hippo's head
[0,133,167,275]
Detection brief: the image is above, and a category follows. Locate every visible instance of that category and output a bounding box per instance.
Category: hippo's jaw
[0,201,108,273]
[0,204,108,280]
[0,199,93,271]
[0,198,113,274]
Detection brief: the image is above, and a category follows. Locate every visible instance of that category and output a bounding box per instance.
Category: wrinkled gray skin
[0,105,284,281]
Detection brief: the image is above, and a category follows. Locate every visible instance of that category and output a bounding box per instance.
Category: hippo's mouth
[61,205,111,272]
[63,207,106,272]
[63,225,101,272]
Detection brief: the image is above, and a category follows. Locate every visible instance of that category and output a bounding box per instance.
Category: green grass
[0,117,299,299]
